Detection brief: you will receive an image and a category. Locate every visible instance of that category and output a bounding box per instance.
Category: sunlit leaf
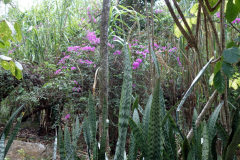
[191,17,197,24]
[0,55,12,61]
[15,61,23,70]
[14,23,22,42]
[231,81,238,89]
[15,67,22,80]
[1,61,10,70]
[9,61,16,76]
[190,3,199,16]
[209,73,214,86]
[214,61,222,75]
[0,20,12,42]
[0,41,4,48]
[3,0,10,4]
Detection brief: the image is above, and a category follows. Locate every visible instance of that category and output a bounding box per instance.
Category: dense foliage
[0,0,240,159]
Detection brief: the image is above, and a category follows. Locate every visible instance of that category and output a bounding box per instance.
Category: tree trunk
[99,0,110,151]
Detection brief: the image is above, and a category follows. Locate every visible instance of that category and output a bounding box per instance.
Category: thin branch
[195,5,202,43]
[173,0,195,40]
[164,0,193,44]
[228,22,240,33]
[205,0,222,12]
[198,0,222,54]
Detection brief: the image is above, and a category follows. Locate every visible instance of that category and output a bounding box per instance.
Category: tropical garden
[0,0,240,159]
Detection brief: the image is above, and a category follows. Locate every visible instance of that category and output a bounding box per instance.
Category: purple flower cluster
[232,18,240,24]
[72,86,82,92]
[77,59,93,65]
[113,50,121,55]
[55,69,61,74]
[68,46,95,53]
[58,55,71,64]
[168,47,178,52]
[71,67,76,70]
[108,43,115,48]
[155,9,162,14]
[86,31,100,45]
[133,58,143,69]
[65,114,70,120]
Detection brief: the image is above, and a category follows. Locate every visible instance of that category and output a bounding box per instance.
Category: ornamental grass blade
[0,133,5,160]
[0,104,25,139]
[176,59,213,121]
[114,41,132,160]
[147,78,162,159]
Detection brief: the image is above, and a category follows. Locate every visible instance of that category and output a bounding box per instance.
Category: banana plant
[0,104,25,159]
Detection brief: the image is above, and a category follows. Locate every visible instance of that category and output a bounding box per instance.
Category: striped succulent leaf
[168,117,177,159]
[208,101,224,140]
[216,123,228,149]
[0,104,25,139]
[128,134,137,160]
[0,133,5,160]
[114,41,132,160]
[83,117,92,160]
[4,114,23,157]
[129,118,146,158]
[192,108,201,160]
[53,130,57,160]
[58,127,66,160]
[142,94,152,142]
[98,97,108,160]
[147,78,162,159]
[64,125,74,159]
[88,91,97,160]
[202,121,209,160]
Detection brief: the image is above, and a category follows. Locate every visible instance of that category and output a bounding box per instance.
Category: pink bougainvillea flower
[55,69,61,74]
[65,114,70,120]
[136,58,142,63]
[71,67,76,70]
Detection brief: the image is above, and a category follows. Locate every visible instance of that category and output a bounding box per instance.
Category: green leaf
[132,96,139,111]
[3,0,10,4]
[226,0,239,22]
[235,0,240,12]
[15,67,22,80]
[213,71,225,93]
[1,61,10,70]
[174,23,182,38]
[214,61,222,75]
[0,20,12,42]
[222,61,234,78]
[0,41,4,48]
[9,61,16,76]
[14,23,22,42]
[223,47,240,63]
[226,41,237,48]
[4,41,10,47]
[216,123,228,149]
[234,36,240,42]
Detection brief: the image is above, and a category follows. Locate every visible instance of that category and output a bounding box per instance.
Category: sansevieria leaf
[202,121,209,160]
[148,78,162,159]
[114,41,132,160]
